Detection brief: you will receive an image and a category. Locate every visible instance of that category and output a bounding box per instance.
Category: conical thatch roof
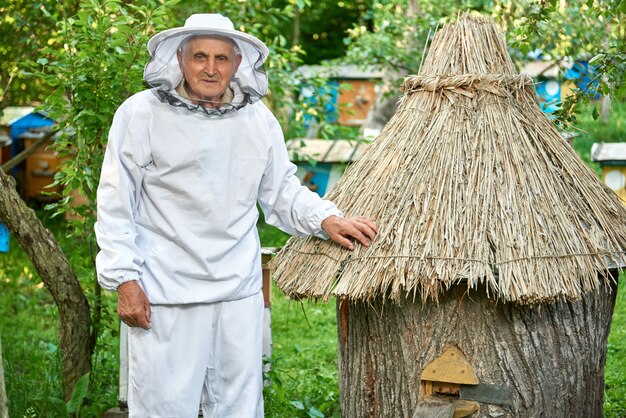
[271,14,626,304]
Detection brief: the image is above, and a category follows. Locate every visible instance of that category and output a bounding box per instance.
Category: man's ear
[176,50,184,70]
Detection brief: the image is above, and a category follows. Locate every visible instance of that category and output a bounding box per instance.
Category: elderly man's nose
[204,59,217,75]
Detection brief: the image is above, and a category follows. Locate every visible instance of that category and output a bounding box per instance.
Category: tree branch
[1,130,55,173]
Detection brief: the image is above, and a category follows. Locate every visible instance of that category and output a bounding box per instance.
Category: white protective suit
[95,89,340,303]
[94,13,342,418]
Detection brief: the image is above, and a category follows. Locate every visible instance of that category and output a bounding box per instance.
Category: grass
[0,258,64,417]
[257,223,342,417]
[264,288,340,418]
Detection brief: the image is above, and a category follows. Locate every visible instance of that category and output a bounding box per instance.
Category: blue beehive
[296,65,383,130]
[0,224,9,253]
[535,79,561,113]
[520,59,598,114]
[0,106,54,159]
[286,138,370,197]
[564,61,599,99]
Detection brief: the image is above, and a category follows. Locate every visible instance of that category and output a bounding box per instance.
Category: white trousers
[127,291,264,418]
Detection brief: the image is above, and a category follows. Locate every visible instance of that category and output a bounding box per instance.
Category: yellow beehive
[591,142,626,203]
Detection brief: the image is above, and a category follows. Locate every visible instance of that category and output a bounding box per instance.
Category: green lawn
[265,290,340,418]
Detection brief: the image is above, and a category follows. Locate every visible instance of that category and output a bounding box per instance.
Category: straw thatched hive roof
[271,14,626,304]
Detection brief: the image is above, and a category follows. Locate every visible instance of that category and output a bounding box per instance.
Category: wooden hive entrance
[417,347,480,418]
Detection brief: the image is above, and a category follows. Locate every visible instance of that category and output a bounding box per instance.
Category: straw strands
[271,14,626,304]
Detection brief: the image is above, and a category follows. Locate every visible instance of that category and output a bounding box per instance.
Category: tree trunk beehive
[337,277,618,418]
[270,14,626,418]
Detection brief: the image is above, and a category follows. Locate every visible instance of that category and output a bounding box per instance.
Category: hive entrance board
[418,347,480,418]
[421,346,479,389]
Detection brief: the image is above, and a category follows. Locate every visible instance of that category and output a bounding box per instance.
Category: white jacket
[95,90,341,304]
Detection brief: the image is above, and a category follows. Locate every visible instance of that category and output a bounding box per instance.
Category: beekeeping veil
[144,13,269,116]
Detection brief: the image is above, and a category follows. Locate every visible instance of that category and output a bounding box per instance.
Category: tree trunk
[292,5,301,47]
[599,94,611,124]
[0,169,92,401]
[337,276,618,418]
[0,336,8,418]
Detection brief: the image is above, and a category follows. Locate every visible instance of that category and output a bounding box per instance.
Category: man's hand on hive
[321,215,378,250]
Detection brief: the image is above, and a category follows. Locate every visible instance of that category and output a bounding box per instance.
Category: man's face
[177,36,242,107]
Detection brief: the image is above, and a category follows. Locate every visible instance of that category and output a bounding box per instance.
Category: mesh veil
[144,30,268,116]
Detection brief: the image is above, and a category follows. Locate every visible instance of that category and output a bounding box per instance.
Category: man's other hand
[321,215,378,250]
[117,281,152,329]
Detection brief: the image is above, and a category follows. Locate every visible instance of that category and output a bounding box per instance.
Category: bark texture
[0,169,92,400]
[337,278,618,418]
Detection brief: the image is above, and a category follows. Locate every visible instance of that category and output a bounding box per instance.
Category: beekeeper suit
[95,13,377,418]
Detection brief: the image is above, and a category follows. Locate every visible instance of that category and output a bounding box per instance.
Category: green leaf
[40,5,52,18]
[592,106,599,120]
[66,373,90,414]
[290,400,305,410]
[37,58,49,66]
[588,53,604,64]
[48,397,70,417]
[308,406,325,417]
[601,82,610,96]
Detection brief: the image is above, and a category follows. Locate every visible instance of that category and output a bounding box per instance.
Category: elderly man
[95,13,377,418]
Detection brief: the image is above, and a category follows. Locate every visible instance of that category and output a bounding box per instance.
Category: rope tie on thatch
[401,74,534,97]
[283,248,626,267]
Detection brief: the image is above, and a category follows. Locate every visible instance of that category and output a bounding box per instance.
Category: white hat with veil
[144,14,269,116]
